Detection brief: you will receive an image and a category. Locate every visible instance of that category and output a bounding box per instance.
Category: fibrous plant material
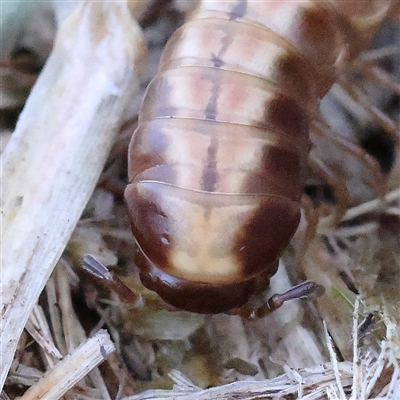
[18,330,115,400]
[120,301,400,399]
[1,0,399,398]
[0,0,146,392]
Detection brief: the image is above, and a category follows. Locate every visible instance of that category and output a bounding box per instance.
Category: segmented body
[124,0,392,313]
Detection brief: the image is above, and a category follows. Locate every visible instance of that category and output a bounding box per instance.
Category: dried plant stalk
[18,330,115,400]
[0,0,146,391]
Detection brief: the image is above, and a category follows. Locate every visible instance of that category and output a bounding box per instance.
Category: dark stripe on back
[229,0,247,20]
[201,136,218,192]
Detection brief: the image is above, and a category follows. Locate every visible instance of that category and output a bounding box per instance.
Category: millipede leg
[82,254,137,304]
[235,281,325,320]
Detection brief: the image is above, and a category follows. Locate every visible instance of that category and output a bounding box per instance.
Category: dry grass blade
[121,309,400,400]
[25,304,63,360]
[122,363,354,400]
[18,330,115,400]
[0,0,145,391]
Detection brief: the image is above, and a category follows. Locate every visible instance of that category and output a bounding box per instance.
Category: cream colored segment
[163,70,214,119]
[162,123,271,169]
[159,123,209,186]
[167,198,254,283]
[159,122,282,192]
[148,184,260,283]
[166,20,289,80]
[203,32,283,81]
[214,138,266,192]
[212,80,276,126]
[164,69,277,126]
[196,1,313,38]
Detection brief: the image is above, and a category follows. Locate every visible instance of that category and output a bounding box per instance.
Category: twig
[19,330,115,400]
[0,0,145,390]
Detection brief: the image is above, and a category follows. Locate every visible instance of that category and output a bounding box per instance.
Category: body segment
[125,0,392,313]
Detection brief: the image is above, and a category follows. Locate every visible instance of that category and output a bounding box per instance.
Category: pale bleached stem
[18,330,115,400]
[0,0,145,391]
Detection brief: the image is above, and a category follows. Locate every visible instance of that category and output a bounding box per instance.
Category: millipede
[124,0,396,314]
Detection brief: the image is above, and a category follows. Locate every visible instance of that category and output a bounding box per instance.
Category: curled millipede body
[124,0,393,313]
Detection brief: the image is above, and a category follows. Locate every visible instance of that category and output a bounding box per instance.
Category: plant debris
[1,1,399,399]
